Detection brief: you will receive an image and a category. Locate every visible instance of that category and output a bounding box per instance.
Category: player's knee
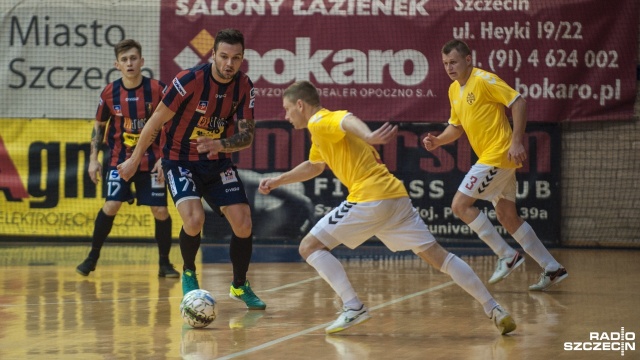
[150,206,170,220]
[182,215,205,234]
[299,236,321,259]
[102,201,122,215]
[450,201,466,218]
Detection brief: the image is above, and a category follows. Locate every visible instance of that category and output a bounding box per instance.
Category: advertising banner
[160,0,638,122]
[1,119,559,243]
[1,1,636,122]
[0,0,161,119]
[0,119,182,238]
[202,121,561,245]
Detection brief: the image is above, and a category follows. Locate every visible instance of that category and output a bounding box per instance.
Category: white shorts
[458,164,516,206]
[310,197,436,253]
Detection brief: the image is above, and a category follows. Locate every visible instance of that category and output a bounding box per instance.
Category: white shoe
[529,267,568,291]
[491,305,516,335]
[488,252,524,284]
[325,305,371,334]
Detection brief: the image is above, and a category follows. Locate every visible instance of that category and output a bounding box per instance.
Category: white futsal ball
[180,289,217,328]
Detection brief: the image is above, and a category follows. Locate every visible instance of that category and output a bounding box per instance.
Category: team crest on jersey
[466,92,476,105]
[108,170,121,180]
[114,105,122,116]
[220,168,238,184]
[196,101,208,114]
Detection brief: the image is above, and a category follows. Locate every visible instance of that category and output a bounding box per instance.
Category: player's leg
[76,167,129,276]
[494,198,567,291]
[222,202,266,310]
[455,165,522,284]
[416,244,516,334]
[207,162,265,309]
[136,171,179,278]
[376,197,516,335]
[163,160,204,295]
[304,201,377,334]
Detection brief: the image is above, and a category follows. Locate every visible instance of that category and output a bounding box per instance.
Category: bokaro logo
[174,32,428,86]
[564,328,635,356]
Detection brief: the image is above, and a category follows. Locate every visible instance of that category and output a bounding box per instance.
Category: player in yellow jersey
[423,39,568,291]
[259,80,516,335]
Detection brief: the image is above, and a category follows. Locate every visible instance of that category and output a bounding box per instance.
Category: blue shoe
[182,269,200,296]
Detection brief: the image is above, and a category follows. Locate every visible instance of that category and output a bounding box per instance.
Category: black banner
[202,121,561,246]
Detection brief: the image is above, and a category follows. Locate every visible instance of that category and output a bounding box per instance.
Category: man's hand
[88,159,102,184]
[196,137,223,159]
[117,158,139,181]
[365,122,398,145]
[258,178,277,195]
[151,159,165,183]
[422,133,440,152]
[508,141,527,165]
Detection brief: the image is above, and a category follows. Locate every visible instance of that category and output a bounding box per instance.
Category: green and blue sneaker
[182,269,200,296]
[229,280,266,310]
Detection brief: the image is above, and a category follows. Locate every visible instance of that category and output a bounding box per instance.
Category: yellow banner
[0,118,181,238]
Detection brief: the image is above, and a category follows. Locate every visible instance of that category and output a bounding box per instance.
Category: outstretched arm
[342,116,398,145]
[258,161,326,195]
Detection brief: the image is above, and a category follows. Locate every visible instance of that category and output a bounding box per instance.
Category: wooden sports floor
[0,245,638,360]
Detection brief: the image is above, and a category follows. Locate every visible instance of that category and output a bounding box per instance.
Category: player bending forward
[259,80,516,335]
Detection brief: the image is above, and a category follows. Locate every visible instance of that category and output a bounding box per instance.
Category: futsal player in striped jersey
[118,29,266,310]
[423,39,568,291]
[76,39,179,279]
[258,80,516,335]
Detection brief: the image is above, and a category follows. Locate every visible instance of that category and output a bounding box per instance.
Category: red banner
[160,0,638,122]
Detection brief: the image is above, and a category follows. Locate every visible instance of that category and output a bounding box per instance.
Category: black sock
[180,227,201,272]
[156,216,172,264]
[230,233,253,287]
[88,209,115,261]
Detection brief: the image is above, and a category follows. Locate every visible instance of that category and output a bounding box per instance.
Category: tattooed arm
[196,118,255,157]
[88,121,107,184]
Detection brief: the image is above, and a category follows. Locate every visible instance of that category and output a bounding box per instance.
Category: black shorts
[103,167,167,206]
[162,158,249,209]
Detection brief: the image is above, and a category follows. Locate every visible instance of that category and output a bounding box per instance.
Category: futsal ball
[180,289,217,328]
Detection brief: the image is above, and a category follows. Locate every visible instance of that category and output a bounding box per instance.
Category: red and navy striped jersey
[161,63,255,161]
[96,77,166,171]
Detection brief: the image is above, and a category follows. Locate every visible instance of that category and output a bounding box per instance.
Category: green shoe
[229,280,266,310]
[182,269,200,296]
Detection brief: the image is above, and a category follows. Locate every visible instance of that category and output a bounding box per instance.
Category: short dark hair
[214,28,245,52]
[283,81,321,107]
[442,39,471,57]
[114,39,142,59]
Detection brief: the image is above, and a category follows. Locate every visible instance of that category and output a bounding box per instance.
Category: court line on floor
[216,280,456,360]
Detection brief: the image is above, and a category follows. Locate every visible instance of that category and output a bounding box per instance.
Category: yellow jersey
[448,68,521,169]
[307,109,408,202]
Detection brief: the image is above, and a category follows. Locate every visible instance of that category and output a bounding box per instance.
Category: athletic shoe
[490,305,516,335]
[76,258,97,276]
[229,281,267,310]
[528,267,568,291]
[488,252,525,284]
[159,263,180,278]
[182,269,200,296]
[325,305,371,334]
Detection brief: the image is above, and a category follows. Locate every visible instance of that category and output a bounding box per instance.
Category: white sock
[512,222,561,271]
[441,253,498,317]
[468,212,515,259]
[306,250,361,308]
